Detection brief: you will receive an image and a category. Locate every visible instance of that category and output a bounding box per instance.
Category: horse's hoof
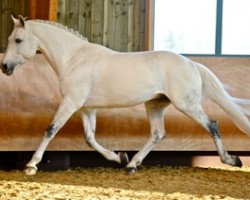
[24,166,37,176]
[126,167,137,175]
[232,155,242,167]
[118,152,129,166]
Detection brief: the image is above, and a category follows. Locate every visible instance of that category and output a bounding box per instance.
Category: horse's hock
[0,53,250,152]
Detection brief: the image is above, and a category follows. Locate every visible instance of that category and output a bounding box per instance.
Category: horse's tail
[195,62,250,136]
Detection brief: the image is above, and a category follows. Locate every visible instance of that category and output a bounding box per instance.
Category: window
[154,0,250,56]
[154,0,216,54]
[222,0,250,55]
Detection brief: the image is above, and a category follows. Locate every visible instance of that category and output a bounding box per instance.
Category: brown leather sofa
[0,54,250,152]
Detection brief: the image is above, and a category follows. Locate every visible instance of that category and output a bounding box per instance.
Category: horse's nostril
[2,63,8,71]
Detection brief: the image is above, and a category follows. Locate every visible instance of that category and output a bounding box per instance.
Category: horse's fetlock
[220,153,242,167]
[126,167,137,175]
[85,140,92,147]
[105,151,120,163]
[34,156,41,163]
[136,160,142,166]
[26,157,40,168]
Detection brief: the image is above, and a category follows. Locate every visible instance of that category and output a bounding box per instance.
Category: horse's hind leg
[81,109,129,165]
[207,119,242,166]
[126,99,170,174]
[172,99,242,167]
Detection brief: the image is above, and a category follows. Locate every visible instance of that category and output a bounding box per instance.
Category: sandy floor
[0,166,249,200]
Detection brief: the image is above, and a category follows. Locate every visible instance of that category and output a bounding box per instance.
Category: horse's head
[1,15,38,76]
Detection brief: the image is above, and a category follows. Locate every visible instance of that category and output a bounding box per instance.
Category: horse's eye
[15,38,22,44]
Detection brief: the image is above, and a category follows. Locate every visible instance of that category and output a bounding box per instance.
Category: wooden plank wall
[0,0,146,52]
[28,0,58,21]
[0,0,28,52]
[57,0,146,52]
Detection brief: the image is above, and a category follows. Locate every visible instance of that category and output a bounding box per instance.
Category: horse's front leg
[25,96,81,175]
[82,109,129,165]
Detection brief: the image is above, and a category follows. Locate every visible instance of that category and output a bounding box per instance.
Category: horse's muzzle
[0,62,14,76]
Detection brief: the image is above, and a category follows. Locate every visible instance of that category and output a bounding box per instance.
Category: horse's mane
[31,19,88,42]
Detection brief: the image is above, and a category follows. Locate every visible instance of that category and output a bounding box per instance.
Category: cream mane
[31,19,88,42]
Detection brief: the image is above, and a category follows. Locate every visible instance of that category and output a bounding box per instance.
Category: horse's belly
[84,97,145,108]
[84,87,162,108]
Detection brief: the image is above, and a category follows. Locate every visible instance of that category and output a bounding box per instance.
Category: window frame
[149,0,250,57]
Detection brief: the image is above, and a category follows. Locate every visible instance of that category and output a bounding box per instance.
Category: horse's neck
[28,21,85,76]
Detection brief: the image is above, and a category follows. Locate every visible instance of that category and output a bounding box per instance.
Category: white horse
[1,16,250,175]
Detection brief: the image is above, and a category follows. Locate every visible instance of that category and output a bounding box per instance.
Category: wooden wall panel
[107,0,116,50]
[102,0,109,46]
[65,0,79,30]
[79,0,92,40]
[57,0,66,24]
[139,0,146,51]
[91,0,104,44]
[57,0,146,52]
[145,0,154,50]
[28,0,58,21]
[132,0,140,51]
[0,0,58,52]
[0,0,146,52]
[0,0,28,52]
[127,0,134,51]
[114,0,128,51]
[49,0,58,21]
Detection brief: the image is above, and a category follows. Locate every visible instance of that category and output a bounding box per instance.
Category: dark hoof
[232,155,242,167]
[126,167,137,175]
[118,152,129,166]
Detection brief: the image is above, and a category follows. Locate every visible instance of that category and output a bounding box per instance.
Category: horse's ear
[18,15,25,28]
[11,15,19,25]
